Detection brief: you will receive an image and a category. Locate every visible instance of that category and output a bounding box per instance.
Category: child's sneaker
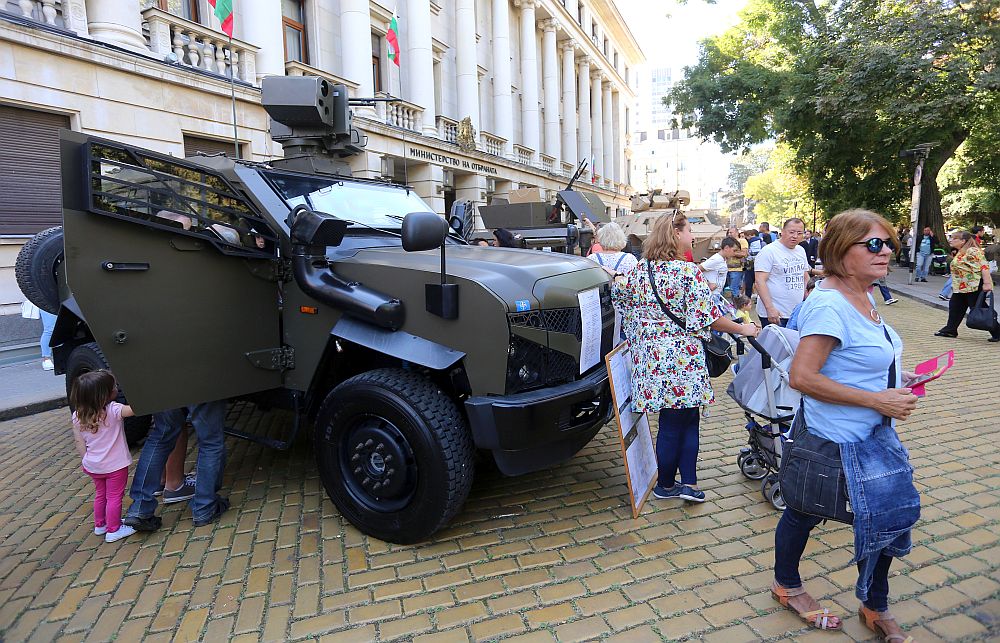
[652,484,682,500]
[105,524,136,543]
[678,486,706,502]
[94,526,107,536]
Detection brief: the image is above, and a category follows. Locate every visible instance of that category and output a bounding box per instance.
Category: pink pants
[84,466,129,533]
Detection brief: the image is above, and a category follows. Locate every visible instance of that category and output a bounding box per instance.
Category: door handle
[102,261,149,272]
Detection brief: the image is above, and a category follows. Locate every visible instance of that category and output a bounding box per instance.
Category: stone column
[407,0,438,136]
[63,0,89,36]
[456,0,480,136]
[561,42,577,169]
[456,173,489,230]
[84,0,146,51]
[237,1,284,80]
[591,70,604,181]
[541,20,560,169]
[341,0,375,114]
[577,56,591,173]
[603,81,614,187]
[410,163,446,215]
[492,0,514,156]
[516,0,539,163]
[612,89,622,183]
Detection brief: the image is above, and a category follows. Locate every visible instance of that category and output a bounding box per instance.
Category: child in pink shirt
[71,370,136,543]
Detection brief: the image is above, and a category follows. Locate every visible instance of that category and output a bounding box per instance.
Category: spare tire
[15,226,64,314]
[66,342,152,447]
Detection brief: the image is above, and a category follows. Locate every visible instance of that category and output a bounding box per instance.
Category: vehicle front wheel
[314,368,475,544]
[65,342,152,447]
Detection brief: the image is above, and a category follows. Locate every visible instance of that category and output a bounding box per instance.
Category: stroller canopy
[727,325,801,422]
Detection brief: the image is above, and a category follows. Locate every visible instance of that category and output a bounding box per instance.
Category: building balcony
[540,154,555,174]
[513,144,534,166]
[436,116,458,144]
[10,0,63,28]
[375,94,423,133]
[285,61,359,96]
[480,131,507,157]
[142,8,258,83]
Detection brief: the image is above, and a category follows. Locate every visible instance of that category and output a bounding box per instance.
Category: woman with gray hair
[588,221,638,278]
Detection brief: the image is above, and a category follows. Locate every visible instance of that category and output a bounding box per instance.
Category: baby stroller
[726,325,800,510]
[931,248,950,276]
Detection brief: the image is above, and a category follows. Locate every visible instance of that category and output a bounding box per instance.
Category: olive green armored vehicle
[17,77,616,543]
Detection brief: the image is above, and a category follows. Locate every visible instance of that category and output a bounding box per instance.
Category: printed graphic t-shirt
[754,242,808,318]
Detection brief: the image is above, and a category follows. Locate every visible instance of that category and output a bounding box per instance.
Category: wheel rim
[741,455,768,479]
[338,414,417,513]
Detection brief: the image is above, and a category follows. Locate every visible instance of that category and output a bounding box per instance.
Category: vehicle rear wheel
[314,368,474,544]
[15,226,64,314]
[65,342,152,447]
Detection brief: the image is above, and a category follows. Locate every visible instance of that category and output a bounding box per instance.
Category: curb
[0,397,68,422]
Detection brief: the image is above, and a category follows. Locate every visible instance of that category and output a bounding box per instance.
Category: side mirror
[289,204,348,247]
[402,211,448,252]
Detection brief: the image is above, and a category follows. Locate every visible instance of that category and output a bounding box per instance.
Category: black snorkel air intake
[288,205,405,330]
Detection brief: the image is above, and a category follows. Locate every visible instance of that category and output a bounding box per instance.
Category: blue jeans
[743,268,755,297]
[876,282,892,302]
[915,253,932,279]
[127,400,227,522]
[940,275,952,298]
[656,407,700,487]
[774,506,893,611]
[39,311,56,358]
[726,271,743,298]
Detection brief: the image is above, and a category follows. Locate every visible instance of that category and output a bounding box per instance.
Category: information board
[605,342,658,518]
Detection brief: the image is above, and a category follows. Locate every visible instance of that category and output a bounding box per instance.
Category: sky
[615,0,749,71]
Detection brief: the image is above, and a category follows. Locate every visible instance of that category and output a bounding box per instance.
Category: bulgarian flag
[209,0,234,38]
[387,6,401,67]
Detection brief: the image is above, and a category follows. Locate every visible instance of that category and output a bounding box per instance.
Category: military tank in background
[618,189,727,260]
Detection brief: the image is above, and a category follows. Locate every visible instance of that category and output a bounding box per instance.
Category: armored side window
[86,141,277,258]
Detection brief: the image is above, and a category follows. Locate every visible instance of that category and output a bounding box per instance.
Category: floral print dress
[612,259,724,412]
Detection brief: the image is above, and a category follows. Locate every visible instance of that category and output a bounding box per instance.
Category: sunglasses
[854,237,896,253]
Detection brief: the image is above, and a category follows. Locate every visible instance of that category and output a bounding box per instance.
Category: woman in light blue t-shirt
[771,210,920,641]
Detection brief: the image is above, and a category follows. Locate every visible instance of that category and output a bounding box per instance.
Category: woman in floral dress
[612,214,759,502]
[935,230,999,342]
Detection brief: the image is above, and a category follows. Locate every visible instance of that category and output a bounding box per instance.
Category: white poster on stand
[578,287,602,373]
[604,343,658,518]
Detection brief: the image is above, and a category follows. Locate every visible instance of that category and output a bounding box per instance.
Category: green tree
[744,145,816,227]
[667,0,1000,240]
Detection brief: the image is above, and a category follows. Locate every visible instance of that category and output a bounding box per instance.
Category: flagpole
[228,35,240,159]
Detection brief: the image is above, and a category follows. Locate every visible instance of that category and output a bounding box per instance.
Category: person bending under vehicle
[125,401,229,530]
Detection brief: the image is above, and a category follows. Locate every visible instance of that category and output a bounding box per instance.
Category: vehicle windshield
[264,172,434,228]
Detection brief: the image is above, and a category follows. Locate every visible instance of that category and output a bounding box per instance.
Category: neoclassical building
[0,0,643,320]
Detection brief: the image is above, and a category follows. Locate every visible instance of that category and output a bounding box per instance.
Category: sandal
[859,605,914,642]
[771,581,843,631]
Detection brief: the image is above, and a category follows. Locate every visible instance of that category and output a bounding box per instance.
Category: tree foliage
[667,0,1000,237]
[743,145,817,226]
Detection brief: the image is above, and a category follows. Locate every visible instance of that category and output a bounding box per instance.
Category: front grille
[505,288,616,394]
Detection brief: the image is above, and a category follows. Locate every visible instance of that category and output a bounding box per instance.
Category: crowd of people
[65,205,994,641]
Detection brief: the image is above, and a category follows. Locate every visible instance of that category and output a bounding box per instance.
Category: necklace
[838,279,881,323]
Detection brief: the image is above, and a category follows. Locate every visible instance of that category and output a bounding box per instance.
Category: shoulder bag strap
[881,325,897,426]
[646,260,687,331]
[612,252,626,271]
[595,253,605,266]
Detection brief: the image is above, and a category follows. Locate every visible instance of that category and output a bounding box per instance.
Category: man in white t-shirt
[754,218,810,326]
[699,237,740,293]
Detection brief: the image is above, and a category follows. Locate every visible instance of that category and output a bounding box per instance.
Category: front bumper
[464,365,613,475]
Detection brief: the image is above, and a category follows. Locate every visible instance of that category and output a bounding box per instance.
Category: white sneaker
[105,525,136,543]
[94,526,107,536]
[885,298,899,305]
[41,358,54,371]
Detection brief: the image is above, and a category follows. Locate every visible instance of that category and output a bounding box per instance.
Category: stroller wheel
[766,481,786,510]
[740,453,768,480]
[737,449,751,467]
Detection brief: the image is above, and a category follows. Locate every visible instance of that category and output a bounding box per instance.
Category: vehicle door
[60,131,283,414]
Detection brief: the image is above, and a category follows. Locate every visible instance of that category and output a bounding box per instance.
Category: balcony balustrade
[480,132,506,157]
[375,94,423,133]
[284,61,358,96]
[540,154,554,174]
[514,145,533,166]
[142,8,258,83]
[436,116,458,144]
[12,0,61,27]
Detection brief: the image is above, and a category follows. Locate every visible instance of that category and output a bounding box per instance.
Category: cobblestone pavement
[1,297,998,642]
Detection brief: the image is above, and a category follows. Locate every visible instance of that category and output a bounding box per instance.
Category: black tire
[65,342,152,447]
[15,226,64,314]
[314,368,475,544]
